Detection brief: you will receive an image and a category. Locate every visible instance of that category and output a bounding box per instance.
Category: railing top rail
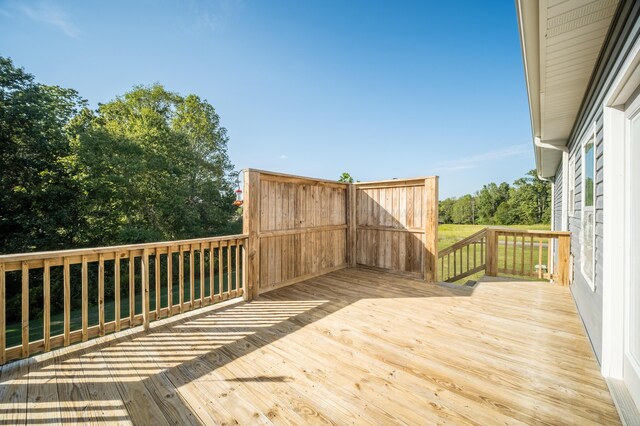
[439,228,488,258]
[0,234,248,263]
[488,227,570,237]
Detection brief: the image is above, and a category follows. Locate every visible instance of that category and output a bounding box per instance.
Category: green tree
[0,57,86,253]
[475,182,510,224]
[509,170,551,224]
[451,195,475,224]
[68,84,238,246]
[338,172,354,183]
[438,197,456,224]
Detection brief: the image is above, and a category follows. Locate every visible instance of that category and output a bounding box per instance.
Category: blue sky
[0,0,533,198]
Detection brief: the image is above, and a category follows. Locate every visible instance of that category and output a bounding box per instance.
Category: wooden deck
[0,268,619,425]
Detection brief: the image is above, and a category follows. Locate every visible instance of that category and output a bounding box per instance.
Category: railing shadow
[0,267,473,424]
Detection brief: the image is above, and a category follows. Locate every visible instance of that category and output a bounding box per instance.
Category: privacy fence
[0,169,439,364]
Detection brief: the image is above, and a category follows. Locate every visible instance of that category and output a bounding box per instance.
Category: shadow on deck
[0,267,619,425]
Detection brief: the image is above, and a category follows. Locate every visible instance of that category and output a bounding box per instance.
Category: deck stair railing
[438,228,487,282]
[438,227,571,285]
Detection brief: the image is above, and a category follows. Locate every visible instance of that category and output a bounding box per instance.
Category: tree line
[1,56,240,256]
[439,170,551,225]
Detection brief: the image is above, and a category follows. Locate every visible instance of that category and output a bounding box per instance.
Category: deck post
[485,228,498,276]
[424,177,439,283]
[556,234,571,286]
[347,183,357,267]
[243,170,261,301]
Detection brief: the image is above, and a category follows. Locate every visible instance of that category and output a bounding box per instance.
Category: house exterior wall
[552,0,640,363]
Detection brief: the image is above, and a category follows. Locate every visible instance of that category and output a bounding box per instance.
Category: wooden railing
[486,228,570,285]
[438,228,487,282]
[438,227,571,286]
[0,234,246,364]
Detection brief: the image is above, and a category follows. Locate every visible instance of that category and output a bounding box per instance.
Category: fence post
[424,177,439,283]
[347,183,357,267]
[557,234,571,286]
[243,170,261,300]
[486,228,498,276]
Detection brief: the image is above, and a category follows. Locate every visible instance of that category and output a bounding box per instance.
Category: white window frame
[581,123,597,291]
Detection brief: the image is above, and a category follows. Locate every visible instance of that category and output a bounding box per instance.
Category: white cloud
[432,143,531,173]
[278,155,288,159]
[19,1,80,38]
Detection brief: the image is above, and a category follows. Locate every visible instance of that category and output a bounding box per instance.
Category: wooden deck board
[0,267,620,424]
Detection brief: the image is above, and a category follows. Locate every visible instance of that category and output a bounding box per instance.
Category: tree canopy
[439,170,551,225]
[0,57,240,254]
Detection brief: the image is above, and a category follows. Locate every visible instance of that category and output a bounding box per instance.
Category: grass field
[438,223,551,283]
[438,223,550,250]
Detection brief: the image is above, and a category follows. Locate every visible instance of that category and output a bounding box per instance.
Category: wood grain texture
[250,171,349,295]
[355,178,438,278]
[0,268,619,425]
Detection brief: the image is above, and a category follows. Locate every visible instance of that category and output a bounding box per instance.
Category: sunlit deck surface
[0,267,619,425]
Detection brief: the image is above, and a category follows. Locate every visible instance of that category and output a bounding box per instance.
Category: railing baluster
[227,242,232,297]
[115,253,121,332]
[218,242,224,298]
[0,262,5,364]
[167,246,173,317]
[179,246,184,313]
[99,254,105,336]
[512,234,516,274]
[200,243,205,305]
[503,234,508,271]
[453,249,457,278]
[129,251,135,325]
[63,257,70,346]
[81,256,88,342]
[235,241,240,293]
[189,245,195,310]
[155,249,161,317]
[22,262,29,357]
[529,236,534,276]
[167,248,173,316]
[538,238,543,279]
[466,244,469,274]
[43,259,51,352]
[142,248,150,331]
[520,236,525,276]
[209,242,215,301]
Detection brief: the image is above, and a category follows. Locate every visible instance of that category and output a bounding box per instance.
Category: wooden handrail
[438,227,571,285]
[0,234,247,365]
[438,228,487,282]
[439,228,487,258]
[485,227,570,286]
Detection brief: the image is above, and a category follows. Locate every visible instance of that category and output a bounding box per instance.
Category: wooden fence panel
[245,170,349,296]
[354,177,438,281]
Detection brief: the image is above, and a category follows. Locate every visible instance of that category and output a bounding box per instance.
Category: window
[581,135,595,289]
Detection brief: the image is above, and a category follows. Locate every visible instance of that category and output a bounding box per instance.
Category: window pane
[584,142,594,207]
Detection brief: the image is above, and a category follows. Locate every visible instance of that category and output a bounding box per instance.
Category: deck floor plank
[0,267,621,425]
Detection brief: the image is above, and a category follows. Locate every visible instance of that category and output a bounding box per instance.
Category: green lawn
[438,223,551,283]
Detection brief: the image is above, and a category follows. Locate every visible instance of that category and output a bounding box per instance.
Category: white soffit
[518,0,619,177]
